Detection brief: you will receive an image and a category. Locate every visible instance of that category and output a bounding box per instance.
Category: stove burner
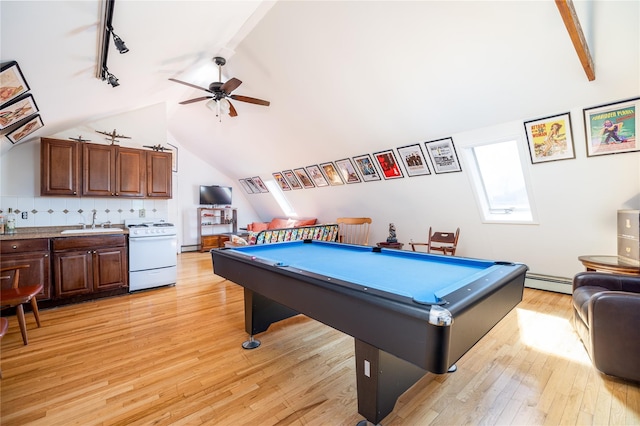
[154,222,174,227]
[128,224,149,228]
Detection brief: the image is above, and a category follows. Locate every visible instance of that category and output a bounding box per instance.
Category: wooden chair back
[410,227,460,256]
[336,217,372,246]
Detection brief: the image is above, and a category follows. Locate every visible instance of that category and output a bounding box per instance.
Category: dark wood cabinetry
[52,235,128,298]
[40,138,170,199]
[0,239,51,301]
[40,138,80,196]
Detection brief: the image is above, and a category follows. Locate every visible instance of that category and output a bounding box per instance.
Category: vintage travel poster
[584,98,639,157]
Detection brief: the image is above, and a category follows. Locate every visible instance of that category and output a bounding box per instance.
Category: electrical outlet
[22,211,28,219]
[139,209,145,218]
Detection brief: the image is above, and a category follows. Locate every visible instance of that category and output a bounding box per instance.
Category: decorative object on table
[305,165,329,187]
[424,137,462,174]
[0,94,39,130]
[352,154,381,182]
[96,129,131,145]
[0,61,30,107]
[167,143,178,172]
[583,97,639,157]
[168,57,270,120]
[396,143,431,176]
[69,135,90,142]
[387,223,397,243]
[282,170,303,190]
[524,112,575,163]
[251,176,269,193]
[6,114,43,144]
[293,167,315,189]
[334,158,361,184]
[373,149,404,180]
[239,178,259,194]
[320,162,344,186]
[272,172,291,191]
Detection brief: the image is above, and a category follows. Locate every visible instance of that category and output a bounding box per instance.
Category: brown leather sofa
[572,272,640,382]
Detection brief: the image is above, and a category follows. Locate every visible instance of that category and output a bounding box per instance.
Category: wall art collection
[1,61,44,143]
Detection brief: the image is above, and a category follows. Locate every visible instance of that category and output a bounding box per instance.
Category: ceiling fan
[169,57,270,118]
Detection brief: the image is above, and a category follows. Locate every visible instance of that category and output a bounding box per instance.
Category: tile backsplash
[0,196,169,229]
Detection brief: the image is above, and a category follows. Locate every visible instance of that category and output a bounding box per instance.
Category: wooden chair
[410,227,460,256]
[1,265,43,345]
[336,217,372,246]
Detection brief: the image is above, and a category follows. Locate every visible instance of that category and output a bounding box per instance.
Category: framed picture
[7,114,43,143]
[373,149,404,180]
[0,94,38,130]
[524,113,575,163]
[251,176,269,193]
[352,154,381,182]
[583,97,639,157]
[1,61,30,107]
[272,172,291,191]
[282,170,303,190]
[293,167,315,188]
[305,165,329,187]
[424,137,462,174]
[167,143,178,172]
[334,158,361,183]
[320,162,344,185]
[396,144,431,176]
[239,178,258,194]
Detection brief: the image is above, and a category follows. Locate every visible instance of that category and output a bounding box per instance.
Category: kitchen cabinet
[0,239,51,301]
[40,138,80,196]
[146,151,172,198]
[82,143,146,197]
[52,235,128,298]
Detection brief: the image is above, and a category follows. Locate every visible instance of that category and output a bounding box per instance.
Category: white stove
[125,219,177,291]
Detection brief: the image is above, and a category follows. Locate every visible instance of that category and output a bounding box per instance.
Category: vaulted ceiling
[2,1,638,180]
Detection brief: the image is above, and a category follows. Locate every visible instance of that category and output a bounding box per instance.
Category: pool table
[211,240,528,424]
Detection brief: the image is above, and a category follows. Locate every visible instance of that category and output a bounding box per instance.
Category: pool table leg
[354,339,426,425]
[243,288,299,348]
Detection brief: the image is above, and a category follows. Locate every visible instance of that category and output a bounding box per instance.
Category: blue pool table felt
[229,241,499,304]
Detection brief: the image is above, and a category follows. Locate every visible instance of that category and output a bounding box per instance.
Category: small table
[377,241,404,250]
[578,255,640,276]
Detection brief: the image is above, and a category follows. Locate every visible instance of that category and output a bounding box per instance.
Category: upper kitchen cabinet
[40,138,171,199]
[82,143,146,198]
[146,151,172,198]
[40,138,80,196]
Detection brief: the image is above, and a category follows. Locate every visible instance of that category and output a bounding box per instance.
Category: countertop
[0,226,129,241]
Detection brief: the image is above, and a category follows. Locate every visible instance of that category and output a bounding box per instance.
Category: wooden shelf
[197,207,237,252]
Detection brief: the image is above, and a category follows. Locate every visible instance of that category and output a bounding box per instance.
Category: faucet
[91,211,97,229]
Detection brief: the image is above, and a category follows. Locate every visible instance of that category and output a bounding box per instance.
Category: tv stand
[197,207,238,252]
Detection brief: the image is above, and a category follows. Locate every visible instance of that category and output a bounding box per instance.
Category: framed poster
[320,162,344,185]
[251,176,269,193]
[524,113,575,163]
[352,154,381,182]
[373,149,404,180]
[272,172,291,191]
[424,137,462,174]
[7,114,43,143]
[167,143,178,172]
[583,97,639,157]
[293,167,315,188]
[0,94,38,130]
[305,165,329,187]
[239,178,258,194]
[1,61,30,107]
[282,170,303,189]
[334,158,361,183]
[396,143,431,176]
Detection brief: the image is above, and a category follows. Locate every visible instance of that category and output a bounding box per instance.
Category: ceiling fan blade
[179,96,212,105]
[227,100,238,117]
[221,77,242,94]
[230,94,270,106]
[169,78,211,93]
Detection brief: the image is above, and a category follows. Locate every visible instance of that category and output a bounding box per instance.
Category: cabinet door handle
[12,245,17,249]
[44,254,48,257]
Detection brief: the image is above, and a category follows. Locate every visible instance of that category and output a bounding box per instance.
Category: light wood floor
[1,252,639,426]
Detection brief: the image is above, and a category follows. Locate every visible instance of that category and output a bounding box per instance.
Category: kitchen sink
[61,228,124,234]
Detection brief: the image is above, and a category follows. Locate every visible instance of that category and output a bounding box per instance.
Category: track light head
[112,33,129,54]
[102,67,119,87]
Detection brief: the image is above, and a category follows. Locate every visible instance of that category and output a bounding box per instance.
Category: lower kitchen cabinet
[0,238,52,301]
[52,235,128,298]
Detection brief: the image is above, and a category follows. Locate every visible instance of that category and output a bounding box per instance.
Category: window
[264,179,297,217]
[466,139,537,224]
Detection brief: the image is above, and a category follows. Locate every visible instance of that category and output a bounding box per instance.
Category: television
[199,185,232,206]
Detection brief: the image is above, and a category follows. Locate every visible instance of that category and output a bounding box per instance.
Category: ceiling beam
[555,0,595,81]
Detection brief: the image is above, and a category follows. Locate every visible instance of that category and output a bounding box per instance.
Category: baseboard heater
[180,245,199,253]
[525,272,572,294]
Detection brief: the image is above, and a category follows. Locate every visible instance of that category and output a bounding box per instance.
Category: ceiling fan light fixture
[219,98,230,115]
[205,99,218,112]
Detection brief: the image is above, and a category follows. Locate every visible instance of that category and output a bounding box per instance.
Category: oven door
[129,235,177,271]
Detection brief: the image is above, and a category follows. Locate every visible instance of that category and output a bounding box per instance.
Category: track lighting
[108,26,129,54]
[102,67,120,87]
